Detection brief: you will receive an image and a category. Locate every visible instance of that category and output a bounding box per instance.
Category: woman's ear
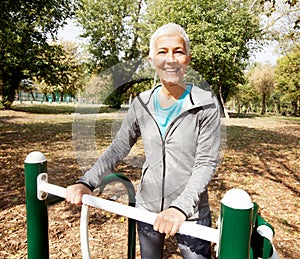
[186,54,192,65]
[148,56,155,68]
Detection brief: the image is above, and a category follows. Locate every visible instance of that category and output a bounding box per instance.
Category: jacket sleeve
[170,99,221,218]
[78,99,141,189]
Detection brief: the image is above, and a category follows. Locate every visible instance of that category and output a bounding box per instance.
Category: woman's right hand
[65,183,92,206]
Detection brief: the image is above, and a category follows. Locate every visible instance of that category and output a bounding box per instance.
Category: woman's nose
[166,51,177,63]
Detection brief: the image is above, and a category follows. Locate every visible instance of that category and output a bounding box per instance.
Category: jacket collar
[138,83,217,112]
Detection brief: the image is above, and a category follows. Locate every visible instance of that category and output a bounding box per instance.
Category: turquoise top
[154,84,192,137]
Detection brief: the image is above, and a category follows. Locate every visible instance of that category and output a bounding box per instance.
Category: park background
[1,0,300,258]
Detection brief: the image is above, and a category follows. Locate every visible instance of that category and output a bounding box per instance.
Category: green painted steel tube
[257,214,274,259]
[251,214,274,259]
[218,189,253,259]
[250,203,259,259]
[100,173,136,259]
[24,151,49,259]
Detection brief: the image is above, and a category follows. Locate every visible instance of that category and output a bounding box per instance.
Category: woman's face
[149,34,191,86]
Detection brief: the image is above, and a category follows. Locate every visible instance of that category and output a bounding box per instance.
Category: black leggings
[137,215,211,259]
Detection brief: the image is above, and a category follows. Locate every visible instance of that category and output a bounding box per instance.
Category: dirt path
[0,110,299,258]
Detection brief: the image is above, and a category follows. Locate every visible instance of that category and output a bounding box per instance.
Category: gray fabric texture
[78,84,221,220]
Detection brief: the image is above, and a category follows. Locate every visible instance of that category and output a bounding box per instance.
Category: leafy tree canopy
[256,0,300,55]
[275,46,300,115]
[0,0,76,108]
[75,0,262,111]
[76,0,143,70]
[143,0,262,114]
[76,0,145,108]
[33,41,87,102]
[248,64,275,114]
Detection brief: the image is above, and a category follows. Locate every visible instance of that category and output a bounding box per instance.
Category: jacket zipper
[160,111,191,211]
[137,95,166,211]
[137,94,198,212]
[161,140,166,211]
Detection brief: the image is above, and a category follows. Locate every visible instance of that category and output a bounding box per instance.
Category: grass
[10,101,120,114]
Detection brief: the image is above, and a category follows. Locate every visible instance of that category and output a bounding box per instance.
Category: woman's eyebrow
[156,46,185,50]
[174,46,185,50]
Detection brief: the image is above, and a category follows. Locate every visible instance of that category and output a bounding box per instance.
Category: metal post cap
[25,151,47,164]
[221,188,253,210]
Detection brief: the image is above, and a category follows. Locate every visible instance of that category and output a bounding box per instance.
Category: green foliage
[80,73,113,104]
[0,0,76,109]
[80,58,152,108]
[256,0,300,57]
[275,47,300,115]
[75,0,263,108]
[143,0,262,106]
[76,0,145,107]
[234,82,260,113]
[77,0,143,69]
[248,64,275,115]
[33,41,87,101]
[235,54,300,116]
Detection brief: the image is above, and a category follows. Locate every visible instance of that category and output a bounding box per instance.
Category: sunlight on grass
[10,102,120,114]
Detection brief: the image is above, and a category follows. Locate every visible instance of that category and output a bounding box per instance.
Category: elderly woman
[66,23,221,259]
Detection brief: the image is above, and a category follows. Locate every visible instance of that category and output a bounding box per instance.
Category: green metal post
[251,213,275,259]
[100,173,136,259]
[24,151,49,259]
[218,189,253,259]
[257,215,274,258]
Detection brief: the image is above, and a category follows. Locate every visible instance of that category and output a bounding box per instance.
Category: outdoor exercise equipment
[24,151,279,259]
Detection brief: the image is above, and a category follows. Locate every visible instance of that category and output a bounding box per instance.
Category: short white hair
[149,23,190,58]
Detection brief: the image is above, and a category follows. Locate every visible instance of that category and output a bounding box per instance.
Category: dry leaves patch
[0,109,299,258]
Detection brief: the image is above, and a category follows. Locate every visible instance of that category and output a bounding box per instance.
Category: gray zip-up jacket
[79,84,221,220]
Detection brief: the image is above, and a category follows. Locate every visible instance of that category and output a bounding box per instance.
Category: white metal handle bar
[80,204,90,259]
[38,180,220,244]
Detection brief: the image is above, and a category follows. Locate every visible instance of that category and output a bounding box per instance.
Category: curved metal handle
[80,189,100,259]
[80,204,91,259]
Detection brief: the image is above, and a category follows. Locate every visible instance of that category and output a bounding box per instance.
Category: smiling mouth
[164,68,179,73]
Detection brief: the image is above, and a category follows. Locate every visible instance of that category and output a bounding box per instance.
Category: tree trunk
[237,99,241,113]
[292,100,299,116]
[30,91,35,101]
[1,70,22,109]
[261,92,266,115]
[52,92,56,102]
[276,99,281,115]
[218,86,230,119]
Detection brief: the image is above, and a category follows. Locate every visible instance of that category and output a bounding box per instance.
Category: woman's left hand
[153,208,186,236]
